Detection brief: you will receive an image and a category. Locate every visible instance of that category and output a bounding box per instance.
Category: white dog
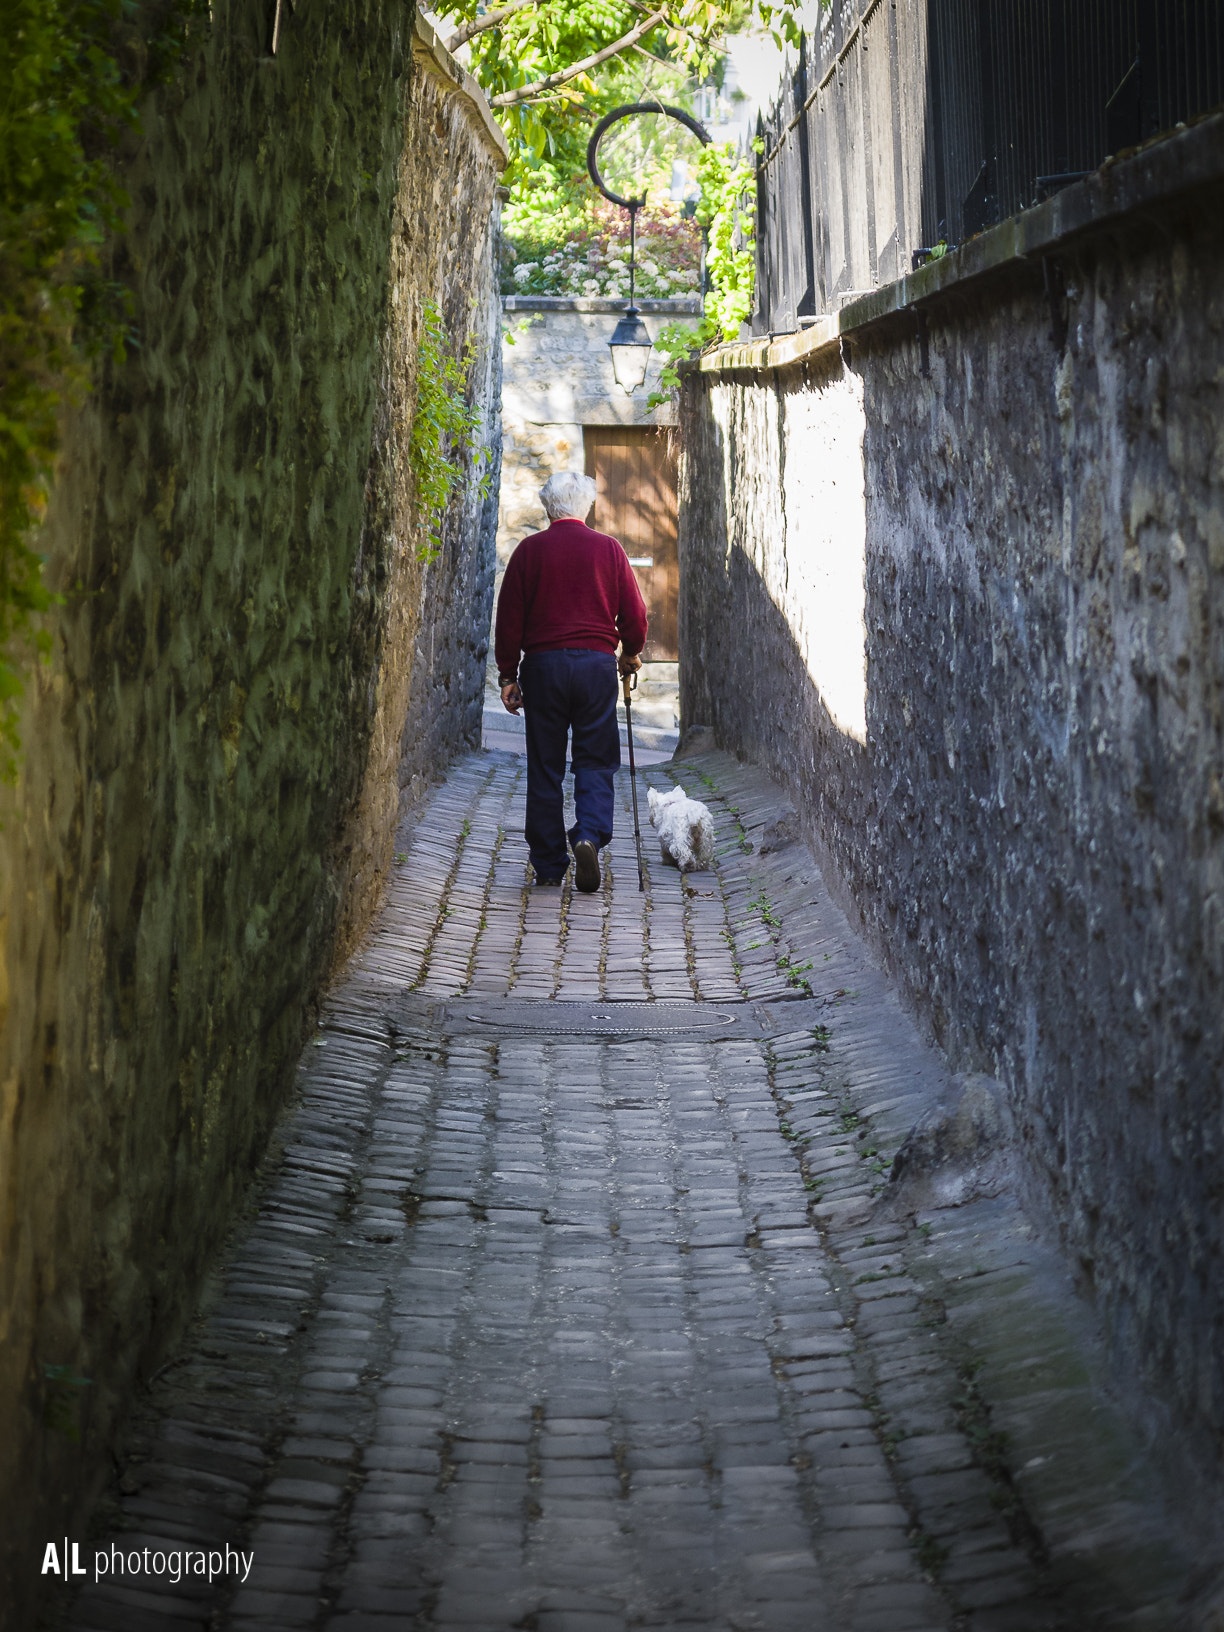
[647,785,716,873]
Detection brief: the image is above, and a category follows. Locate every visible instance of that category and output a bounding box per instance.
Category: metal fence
[752,0,1224,333]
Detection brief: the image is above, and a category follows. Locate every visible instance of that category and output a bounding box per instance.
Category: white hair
[540,471,597,521]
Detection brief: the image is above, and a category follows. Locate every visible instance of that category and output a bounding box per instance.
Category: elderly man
[496,471,648,892]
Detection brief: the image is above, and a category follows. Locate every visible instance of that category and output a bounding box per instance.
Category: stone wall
[498,297,698,557]
[332,19,506,960]
[0,1,504,1613]
[680,120,1224,1459]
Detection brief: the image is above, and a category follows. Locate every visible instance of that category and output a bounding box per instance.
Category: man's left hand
[501,681,522,714]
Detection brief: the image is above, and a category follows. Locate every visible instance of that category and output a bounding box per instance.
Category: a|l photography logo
[40,1539,87,1577]
[41,1539,254,1584]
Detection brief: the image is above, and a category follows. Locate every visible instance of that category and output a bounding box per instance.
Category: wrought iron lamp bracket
[585,103,711,394]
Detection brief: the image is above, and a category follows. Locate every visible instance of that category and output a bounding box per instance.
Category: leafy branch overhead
[436,0,801,400]
[432,0,802,178]
[489,9,669,108]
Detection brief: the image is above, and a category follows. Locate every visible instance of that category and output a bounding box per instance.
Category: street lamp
[608,301,653,394]
[586,103,711,395]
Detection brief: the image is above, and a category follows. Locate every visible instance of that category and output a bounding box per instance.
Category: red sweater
[494,518,649,679]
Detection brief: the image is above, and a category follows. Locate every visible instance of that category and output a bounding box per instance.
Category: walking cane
[623,669,646,892]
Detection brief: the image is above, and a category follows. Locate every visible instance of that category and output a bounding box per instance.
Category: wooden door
[583,427,678,661]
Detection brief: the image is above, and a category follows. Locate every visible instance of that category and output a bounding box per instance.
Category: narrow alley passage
[65,749,1196,1632]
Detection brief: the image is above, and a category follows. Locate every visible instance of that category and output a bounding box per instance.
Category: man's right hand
[501,681,522,714]
[618,652,643,678]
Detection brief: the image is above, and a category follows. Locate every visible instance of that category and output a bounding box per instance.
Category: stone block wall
[0,0,504,1611]
[679,124,1224,1459]
[497,298,698,558]
[332,20,506,959]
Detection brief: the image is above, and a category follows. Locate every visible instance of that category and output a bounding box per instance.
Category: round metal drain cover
[463,1001,742,1035]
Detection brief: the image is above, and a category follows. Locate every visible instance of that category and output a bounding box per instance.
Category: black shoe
[573,840,601,894]
[534,873,565,886]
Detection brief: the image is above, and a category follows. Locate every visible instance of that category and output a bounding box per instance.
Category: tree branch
[444,0,545,54]
[490,9,667,105]
[624,0,715,53]
[629,40,676,68]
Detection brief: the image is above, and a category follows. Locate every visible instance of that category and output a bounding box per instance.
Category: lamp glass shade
[609,307,652,394]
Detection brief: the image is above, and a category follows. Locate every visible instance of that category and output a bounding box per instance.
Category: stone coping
[702,108,1224,377]
[503,296,703,314]
[412,13,509,169]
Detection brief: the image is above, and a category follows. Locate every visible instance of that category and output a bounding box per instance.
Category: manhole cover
[457,1000,747,1036]
[385,993,836,1043]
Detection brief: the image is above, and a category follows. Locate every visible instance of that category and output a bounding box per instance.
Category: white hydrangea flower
[607,258,628,273]
[678,269,699,286]
[582,278,601,294]
[513,263,538,284]
[638,257,659,276]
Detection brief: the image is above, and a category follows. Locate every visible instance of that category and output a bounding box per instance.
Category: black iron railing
[752,0,1224,334]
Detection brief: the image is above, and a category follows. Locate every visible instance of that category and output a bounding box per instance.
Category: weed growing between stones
[953,1356,1050,1565]
[880,1425,908,1461]
[776,948,815,994]
[408,787,485,988]
[750,887,781,929]
[911,1527,950,1581]
[719,924,742,980]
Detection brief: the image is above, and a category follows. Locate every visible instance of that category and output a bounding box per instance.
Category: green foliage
[434,0,802,188]
[911,1529,949,1580]
[0,0,203,783]
[446,0,665,186]
[409,301,491,563]
[504,198,700,298]
[697,137,758,335]
[433,0,811,412]
[749,884,780,927]
[646,137,758,406]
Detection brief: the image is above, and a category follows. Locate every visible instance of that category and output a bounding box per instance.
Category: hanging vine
[408,301,492,562]
[647,138,760,410]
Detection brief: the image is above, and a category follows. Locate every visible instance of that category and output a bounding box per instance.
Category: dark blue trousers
[519,648,620,879]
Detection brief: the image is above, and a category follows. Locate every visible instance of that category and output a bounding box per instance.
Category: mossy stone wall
[680,173,1224,1463]
[0,0,503,1612]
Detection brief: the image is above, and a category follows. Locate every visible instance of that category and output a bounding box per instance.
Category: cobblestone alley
[63,749,1203,1632]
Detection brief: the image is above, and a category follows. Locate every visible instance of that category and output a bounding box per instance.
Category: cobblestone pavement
[63,750,1208,1632]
